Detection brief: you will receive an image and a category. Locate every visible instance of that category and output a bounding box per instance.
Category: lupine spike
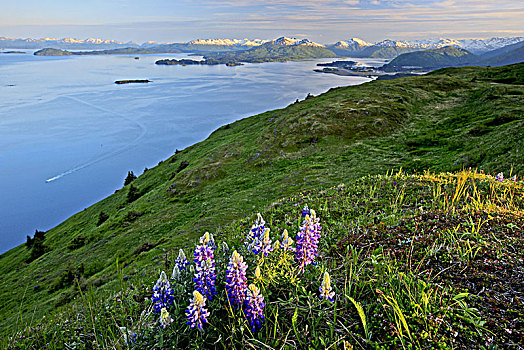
[244,284,265,331]
[295,209,322,273]
[281,229,295,251]
[496,172,504,182]
[225,250,248,307]
[260,228,273,256]
[272,240,281,251]
[171,265,181,280]
[185,290,210,329]
[254,265,261,281]
[247,213,266,254]
[193,233,217,299]
[152,271,174,313]
[319,271,335,302]
[176,248,189,270]
[200,232,211,245]
[302,204,310,218]
[159,307,173,328]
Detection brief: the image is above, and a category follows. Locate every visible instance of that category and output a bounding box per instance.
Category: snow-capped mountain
[372,37,524,54]
[333,38,372,50]
[458,37,524,54]
[271,37,326,47]
[187,38,270,47]
[329,36,524,55]
[0,37,137,50]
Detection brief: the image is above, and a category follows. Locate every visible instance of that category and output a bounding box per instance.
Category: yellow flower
[159,307,173,328]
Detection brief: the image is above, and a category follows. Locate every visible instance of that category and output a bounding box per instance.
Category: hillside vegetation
[0,63,523,348]
[203,43,337,63]
[382,47,475,71]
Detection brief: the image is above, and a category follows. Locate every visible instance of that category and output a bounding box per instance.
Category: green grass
[0,63,523,347]
[4,170,523,349]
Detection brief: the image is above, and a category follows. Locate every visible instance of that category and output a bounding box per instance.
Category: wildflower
[193,232,217,299]
[247,213,266,254]
[496,172,504,182]
[200,231,213,245]
[272,240,281,251]
[159,307,173,328]
[194,258,217,299]
[244,284,265,331]
[259,228,273,256]
[510,175,517,182]
[152,271,174,313]
[319,271,335,302]
[222,241,229,252]
[295,209,322,273]
[225,250,248,307]
[302,204,310,217]
[254,265,261,282]
[176,248,189,270]
[171,265,181,280]
[280,229,295,251]
[186,290,210,329]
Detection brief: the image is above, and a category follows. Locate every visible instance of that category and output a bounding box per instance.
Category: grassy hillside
[0,63,523,346]
[5,170,524,349]
[382,46,476,71]
[204,43,337,63]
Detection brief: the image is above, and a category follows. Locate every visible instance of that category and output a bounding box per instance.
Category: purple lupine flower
[225,250,248,307]
[176,248,190,270]
[186,290,210,329]
[152,271,174,313]
[302,204,310,218]
[193,232,217,299]
[319,271,335,302]
[259,228,273,256]
[295,209,322,273]
[244,284,265,331]
[280,229,295,252]
[496,172,504,182]
[247,213,265,254]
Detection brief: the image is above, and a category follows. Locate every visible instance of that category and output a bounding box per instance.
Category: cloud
[1,0,523,43]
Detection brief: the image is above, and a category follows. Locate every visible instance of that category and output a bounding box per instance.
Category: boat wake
[45,96,147,183]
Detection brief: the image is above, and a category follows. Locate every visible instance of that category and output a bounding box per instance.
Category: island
[155,58,216,66]
[35,38,339,65]
[114,79,151,84]
[317,60,357,68]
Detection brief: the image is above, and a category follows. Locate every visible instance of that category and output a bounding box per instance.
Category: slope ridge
[0,63,523,338]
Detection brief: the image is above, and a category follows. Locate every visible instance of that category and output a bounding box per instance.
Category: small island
[317,60,357,68]
[155,58,218,66]
[155,58,245,67]
[0,51,25,54]
[114,79,151,84]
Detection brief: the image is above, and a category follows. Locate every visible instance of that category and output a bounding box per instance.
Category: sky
[1,0,524,44]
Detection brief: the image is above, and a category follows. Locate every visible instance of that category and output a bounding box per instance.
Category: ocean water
[0,51,381,253]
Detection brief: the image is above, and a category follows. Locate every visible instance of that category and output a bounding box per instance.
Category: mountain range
[329,37,524,57]
[3,35,523,57]
[381,41,524,71]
